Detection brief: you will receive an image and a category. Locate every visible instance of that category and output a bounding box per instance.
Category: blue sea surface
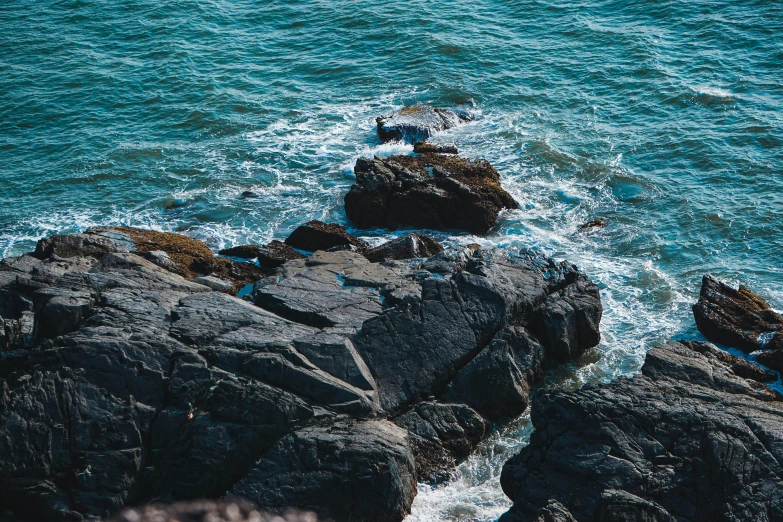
[1,1,782,519]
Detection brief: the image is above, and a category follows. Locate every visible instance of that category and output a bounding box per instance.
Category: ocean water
[2,0,782,519]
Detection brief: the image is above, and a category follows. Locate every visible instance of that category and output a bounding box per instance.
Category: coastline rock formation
[344,154,518,234]
[499,340,783,522]
[694,274,783,372]
[376,105,472,143]
[0,226,601,522]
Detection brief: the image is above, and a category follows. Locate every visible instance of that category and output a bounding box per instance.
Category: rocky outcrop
[500,340,783,522]
[344,154,518,234]
[364,232,444,263]
[376,106,472,143]
[0,228,601,522]
[30,226,267,294]
[284,221,369,253]
[693,275,783,373]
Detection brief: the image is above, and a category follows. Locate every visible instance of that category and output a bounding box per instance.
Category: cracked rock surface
[0,229,601,521]
[499,340,783,522]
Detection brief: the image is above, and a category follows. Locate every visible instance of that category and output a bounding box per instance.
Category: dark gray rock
[693,274,783,372]
[251,250,418,330]
[394,402,486,482]
[284,221,368,253]
[353,248,602,413]
[0,231,602,522]
[344,154,518,234]
[442,326,544,421]
[231,420,416,522]
[376,106,472,143]
[364,232,444,263]
[500,341,783,522]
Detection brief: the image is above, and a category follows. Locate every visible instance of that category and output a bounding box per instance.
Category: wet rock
[364,232,444,262]
[413,141,459,154]
[577,218,607,232]
[394,402,487,482]
[500,341,783,522]
[231,420,416,522]
[376,105,472,143]
[693,274,783,371]
[284,221,369,253]
[344,154,518,234]
[110,499,318,522]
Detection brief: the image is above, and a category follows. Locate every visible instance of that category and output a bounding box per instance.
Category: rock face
[0,229,601,522]
[364,232,444,263]
[284,221,369,253]
[376,106,472,143]
[693,274,783,372]
[344,154,518,234]
[500,341,783,522]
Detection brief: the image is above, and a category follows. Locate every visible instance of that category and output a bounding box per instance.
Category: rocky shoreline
[1,106,781,522]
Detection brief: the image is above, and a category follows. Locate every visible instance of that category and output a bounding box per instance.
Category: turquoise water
[2,1,782,519]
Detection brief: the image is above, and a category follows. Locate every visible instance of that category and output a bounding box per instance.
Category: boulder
[364,232,444,262]
[499,341,783,522]
[344,154,518,234]
[693,274,783,371]
[284,221,369,253]
[376,106,472,143]
[231,420,416,522]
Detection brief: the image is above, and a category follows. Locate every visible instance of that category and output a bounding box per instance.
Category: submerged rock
[364,232,444,262]
[0,231,601,521]
[376,105,472,143]
[500,340,783,522]
[693,274,783,371]
[284,220,369,253]
[344,154,518,234]
[577,218,607,232]
[413,141,459,154]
